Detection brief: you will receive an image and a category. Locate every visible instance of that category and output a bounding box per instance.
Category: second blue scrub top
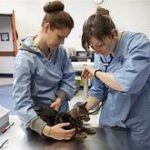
[13,37,76,125]
[89,31,150,127]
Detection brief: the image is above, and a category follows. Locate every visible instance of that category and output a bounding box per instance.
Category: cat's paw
[75,132,87,138]
[82,127,96,134]
[86,128,96,134]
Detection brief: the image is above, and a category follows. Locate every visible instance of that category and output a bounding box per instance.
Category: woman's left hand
[81,65,96,79]
[50,97,62,111]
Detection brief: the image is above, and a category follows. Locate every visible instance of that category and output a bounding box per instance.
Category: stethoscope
[100,54,113,70]
[89,54,114,114]
[100,54,113,103]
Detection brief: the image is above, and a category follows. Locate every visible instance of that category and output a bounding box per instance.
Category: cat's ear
[78,101,87,108]
[73,101,87,108]
[84,101,87,105]
[74,102,83,107]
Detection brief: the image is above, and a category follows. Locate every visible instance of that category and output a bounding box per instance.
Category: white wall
[0,57,14,74]
[0,0,150,73]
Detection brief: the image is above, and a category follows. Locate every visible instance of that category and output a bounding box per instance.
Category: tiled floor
[0,78,100,126]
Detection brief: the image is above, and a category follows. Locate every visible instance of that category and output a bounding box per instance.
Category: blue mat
[0,84,16,115]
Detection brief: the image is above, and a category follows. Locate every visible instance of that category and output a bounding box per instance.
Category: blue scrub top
[13,37,76,125]
[89,31,150,127]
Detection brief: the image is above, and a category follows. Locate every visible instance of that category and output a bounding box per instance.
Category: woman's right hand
[81,65,95,79]
[42,123,76,140]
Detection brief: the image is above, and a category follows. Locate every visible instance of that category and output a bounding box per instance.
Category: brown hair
[82,6,116,50]
[42,1,74,30]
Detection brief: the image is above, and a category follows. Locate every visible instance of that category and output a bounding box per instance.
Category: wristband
[94,69,102,79]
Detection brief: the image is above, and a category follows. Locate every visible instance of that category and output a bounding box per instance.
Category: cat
[36,102,95,139]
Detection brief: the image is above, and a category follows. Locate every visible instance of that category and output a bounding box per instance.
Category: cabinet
[0,10,18,56]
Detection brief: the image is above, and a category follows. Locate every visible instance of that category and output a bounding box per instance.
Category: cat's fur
[36,102,95,139]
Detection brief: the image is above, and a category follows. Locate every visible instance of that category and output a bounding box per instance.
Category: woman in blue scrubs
[13,1,76,140]
[81,7,150,150]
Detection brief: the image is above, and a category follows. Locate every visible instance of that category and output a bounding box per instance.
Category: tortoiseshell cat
[36,102,95,139]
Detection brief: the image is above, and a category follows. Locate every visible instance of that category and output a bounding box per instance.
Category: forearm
[95,71,123,91]
[42,124,51,137]
[56,89,67,102]
[85,96,100,111]
[29,116,47,135]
